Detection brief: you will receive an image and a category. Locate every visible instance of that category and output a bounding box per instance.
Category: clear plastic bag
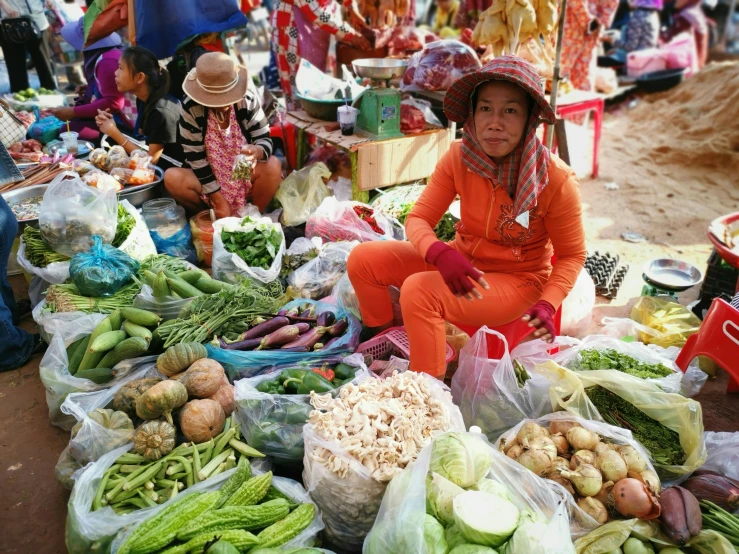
[542,360,707,482]
[89,147,111,171]
[82,169,122,191]
[401,97,442,127]
[66,444,324,554]
[32,299,93,344]
[561,269,596,338]
[107,145,130,169]
[69,236,140,297]
[231,153,254,180]
[234,354,369,462]
[288,241,357,299]
[400,40,482,92]
[133,284,194,321]
[72,158,97,175]
[39,171,118,257]
[702,431,739,482]
[282,236,322,277]
[630,296,701,349]
[275,162,332,227]
[127,148,151,170]
[207,298,362,380]
[149,222,198,264]
[451,328,554,441]
[17,238,70,285]
[574,519,736,554]
[331,273,360,321]
[303,374,465,552]
[115,200,158,262]
[212,216,286,285]
[306,197,405,243]
[364,430,577,554]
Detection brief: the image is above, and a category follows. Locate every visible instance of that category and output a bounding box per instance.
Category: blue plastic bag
[149,224,198,264]
[28,107,63,144]
[69,236,140,297]
[207,298,362,380]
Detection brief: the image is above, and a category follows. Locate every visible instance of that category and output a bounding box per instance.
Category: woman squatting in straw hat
[164,53,282,218]
[347,56,587,379]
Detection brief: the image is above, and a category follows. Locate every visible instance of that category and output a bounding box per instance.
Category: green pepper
[280,369,309,394]
[283,403,313,424]
[297,372,335,394]
[333,363,357,381]
[256,379,285,394]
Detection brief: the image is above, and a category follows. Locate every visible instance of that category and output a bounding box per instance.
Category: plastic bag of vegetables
[212,216,286,285]
[133,284,195,322]
[287,241,358,299]
[451,327,554,441]
[70,236,141,297]
[274,161,332,227]
[66,443,324,554]
[542,361,706,482]
[331,273,360,321]
[363,431,577,554]
[303,371,465,552]
[207,298,362,380]
[574,518,736,554]
[234,354,369,463]
[305,197,405,244]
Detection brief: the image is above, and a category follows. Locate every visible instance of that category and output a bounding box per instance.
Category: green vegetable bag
[574,519,735,554]
[540,361,706,481]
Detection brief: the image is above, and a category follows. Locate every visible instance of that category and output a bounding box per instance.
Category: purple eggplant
[277,308,288,316]
[280,346,310,352]
[299,304,316,318]
[327,319,348,337]
[281,326,327,349]
[218,337,262,351]
[295,322,311,334]
[256,325,301,350]
[316,311,336,327]
[241,316,290,341]
[322,336,341,350]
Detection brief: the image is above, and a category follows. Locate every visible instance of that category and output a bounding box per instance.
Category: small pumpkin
[113,378,162,418]
[178,358,225,399]
[133,420,176,460]
[207,377,234,416]
[136,380,188,424]
[180,399,225,443]
[71,408,134,438]
[157,342,208,377]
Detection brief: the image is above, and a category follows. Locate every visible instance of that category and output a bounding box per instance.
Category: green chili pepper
[280,369,309,394]
[333,363,357,381]
[256,379,283,394]
[297,372,335,394]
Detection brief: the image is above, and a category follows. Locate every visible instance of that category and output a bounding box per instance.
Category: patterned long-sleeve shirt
[179,90,272,195]
[292,0,357,39]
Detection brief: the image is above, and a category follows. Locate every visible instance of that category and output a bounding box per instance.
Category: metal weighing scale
[641,258,702,300]
[351,58,409,140]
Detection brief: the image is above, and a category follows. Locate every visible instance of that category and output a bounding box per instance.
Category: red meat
[400,104,425,134]
[401,40,482,92]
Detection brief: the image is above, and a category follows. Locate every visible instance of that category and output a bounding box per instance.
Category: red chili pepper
[311,365,335,381]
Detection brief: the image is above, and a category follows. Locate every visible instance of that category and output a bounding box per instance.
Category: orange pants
[347,241,547,377]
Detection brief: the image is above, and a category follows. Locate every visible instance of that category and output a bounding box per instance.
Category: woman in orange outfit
[347,56,587,378]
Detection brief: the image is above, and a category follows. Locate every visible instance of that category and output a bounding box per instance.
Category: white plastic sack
[702,431,739,482]
[67,444,324,554]
[39,171,118,257]
[288,241,358,299]
[275,162,332,227]
[306,197,405,243]
[561,269,596,338]
[33,299,92,344]
[116,200,157,261]
[497,412,663,536]
[17,238,70,284]
[303,374,464,551]
[451,327,554,441]
[234,354,370,462]
[363,431,576,554]
[212,216,286,284]
[332,272,360,320]
[133,284,193,321]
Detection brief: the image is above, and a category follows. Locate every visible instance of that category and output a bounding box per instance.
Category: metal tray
[117,166,164,208]
[642,258,702,292]
[1,184,47,236]
[352,58,408,81]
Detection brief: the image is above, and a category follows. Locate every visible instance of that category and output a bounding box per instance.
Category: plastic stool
[356,326,455,366]
[270,120,297,170]
[675,298,739,393]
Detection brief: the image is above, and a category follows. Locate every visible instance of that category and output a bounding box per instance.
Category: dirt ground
[2,87,739,554]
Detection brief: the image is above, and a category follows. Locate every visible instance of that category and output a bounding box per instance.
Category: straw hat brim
[182,65,249,108]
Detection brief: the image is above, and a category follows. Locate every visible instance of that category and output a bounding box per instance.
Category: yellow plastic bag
[575,519,736,554]
[631,296,701,349]
[541,361,706,481]
[275,162,331,227]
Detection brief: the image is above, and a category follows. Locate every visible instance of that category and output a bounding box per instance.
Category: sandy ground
[1,62,739,553]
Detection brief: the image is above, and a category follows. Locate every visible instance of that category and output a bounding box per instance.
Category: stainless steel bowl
[352,58,409,81]
[117,166,164,208]
[1,184,47,236]
[643,258,702,292]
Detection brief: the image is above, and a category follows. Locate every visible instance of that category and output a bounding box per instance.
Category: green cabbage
[424,514,448,554]
[449,546,499,553]
[504,511,550,554]
[430,433,493,488]
[472,478,512,501]
[427,472,466,526]
[453,491,519,548]
[446,525,467,550]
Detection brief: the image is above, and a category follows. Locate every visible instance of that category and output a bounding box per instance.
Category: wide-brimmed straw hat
[444,56,556,125]
[183,52,248,108]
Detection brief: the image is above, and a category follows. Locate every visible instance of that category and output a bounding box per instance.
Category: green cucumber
[176,269,208,284]
[153,271,171,298]
[89,330,128,353]
[192,278,229,294]
[66,335,89,375]
[122,321,153,344]
[75,367,117,384]
[98,337,149,369]
[77,317,113,372]
[108,309,123,331]
[167,277,205,298]
[121,307,161,327]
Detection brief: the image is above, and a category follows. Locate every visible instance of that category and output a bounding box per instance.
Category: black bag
[1,1,41,44]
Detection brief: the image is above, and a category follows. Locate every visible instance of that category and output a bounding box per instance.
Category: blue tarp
[134,0,247,59]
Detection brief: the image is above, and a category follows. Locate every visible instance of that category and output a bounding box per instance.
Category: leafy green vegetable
[222,218,283,270]
[427,472,465,526]
[472,479,512,502]
[453,491,519,548]
[430,433,492,488]
[112,203,136,248]
[424,514,448,554]
[585,386,685,466]
[570,349,674,380]
[397,203,456,242]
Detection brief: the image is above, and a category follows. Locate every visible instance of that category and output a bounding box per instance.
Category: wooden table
[287,111,451,202]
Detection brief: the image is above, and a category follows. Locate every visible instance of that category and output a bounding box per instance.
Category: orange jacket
[405,141,587,308]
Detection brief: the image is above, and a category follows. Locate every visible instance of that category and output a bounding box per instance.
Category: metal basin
[1,184,47,236]
[352,58,408,82]
[117,166,164,208]
[643,258,702,292]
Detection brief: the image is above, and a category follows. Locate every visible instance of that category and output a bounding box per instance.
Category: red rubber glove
[522,300,557,342]
[426,242,488,299]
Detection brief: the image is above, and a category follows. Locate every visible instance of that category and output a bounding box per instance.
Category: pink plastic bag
[627,47,666,77]
[662,32,699,77]
[401,40,481,92]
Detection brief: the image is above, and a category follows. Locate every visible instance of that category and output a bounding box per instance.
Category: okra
[192,444,201,485]
[212,428,236,460]
[138,489,157,505]
[210,462,228,478]
[123,461,163,491]
[229,438,265,458]
[111,487,142,504]
[93,466,117,511]
[201,439,214,466]
[198,448,233,481]
[120,464,142,473]
[144,481,155,491]
[170,480,179,500]
[155,478,183,489]
[117,453,148,464]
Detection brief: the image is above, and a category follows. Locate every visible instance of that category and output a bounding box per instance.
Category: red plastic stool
[270,121,297,170]
[675,298,739,393]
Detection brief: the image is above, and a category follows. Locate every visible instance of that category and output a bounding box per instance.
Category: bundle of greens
[22,226,70,268]
[156,279,288,347]
[585,385,685,466]
[570,349,674,380]
[139,253,191,275]
[45,282,141,313]
[221,218,283,270]
[397,203,456,242]
[112,203,136,247]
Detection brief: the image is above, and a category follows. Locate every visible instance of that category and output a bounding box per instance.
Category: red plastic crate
[356,326,455,365]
